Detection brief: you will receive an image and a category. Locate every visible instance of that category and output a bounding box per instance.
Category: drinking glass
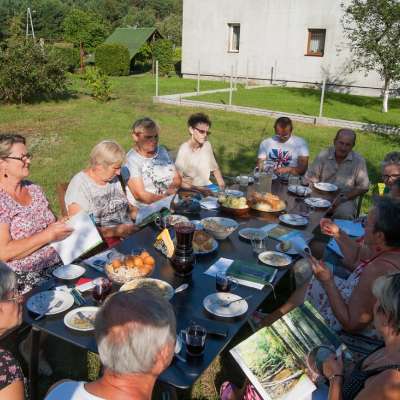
[182,324,207,356]
[251,235,268,255]
[92,278,112,305]
[288,175,300,187]
[215,273,238,292]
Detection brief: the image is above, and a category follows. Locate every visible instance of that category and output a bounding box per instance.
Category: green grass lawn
[0,73,399,398]
[188,85,400,127]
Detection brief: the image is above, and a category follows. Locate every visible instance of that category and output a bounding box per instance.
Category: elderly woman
[0,262,25,400]
[381,151,400,194]
[175,113,225,192]
[65,140,136,246]
[260,196,400,338]
[322,273,400,400]
[123,117,181,208]
[0,134,72,293]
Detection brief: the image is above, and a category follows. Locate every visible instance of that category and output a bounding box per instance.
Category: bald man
[306,129,369,219]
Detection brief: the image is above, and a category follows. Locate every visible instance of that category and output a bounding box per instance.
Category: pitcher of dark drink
[171,222,195,276]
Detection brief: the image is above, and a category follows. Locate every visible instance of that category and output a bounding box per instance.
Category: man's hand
[309,256,333,283]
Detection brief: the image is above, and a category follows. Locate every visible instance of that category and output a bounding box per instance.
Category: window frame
[306,29,326,57]
[227,23,240,53]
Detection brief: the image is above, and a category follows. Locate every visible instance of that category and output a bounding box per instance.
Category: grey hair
[0,134,26,159]
[89,140,125,167]
[0,262,16,300]
[373,196,400,248]
[131,117,160,135]
[372,273,400,334]
[95,289,176,375]
[381,151,400,171]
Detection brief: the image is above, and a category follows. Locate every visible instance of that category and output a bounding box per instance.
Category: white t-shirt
[122,146,177,208]
[45,381,104,400]
[258,135,309,169]
[175,141,218,186]
[65,171,131,227]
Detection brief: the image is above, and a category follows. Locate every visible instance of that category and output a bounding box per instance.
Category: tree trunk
[80,42,85,74]
[382,78,390,113]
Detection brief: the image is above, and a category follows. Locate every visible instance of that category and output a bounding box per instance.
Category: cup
[215,273,238,292]
[182,324,207,356]
[288,175,300,187]
[251,235,268,255]
[239,175,249,189]
[92,277,112,304]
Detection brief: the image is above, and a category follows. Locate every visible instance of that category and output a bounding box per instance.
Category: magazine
[230,301,347,400]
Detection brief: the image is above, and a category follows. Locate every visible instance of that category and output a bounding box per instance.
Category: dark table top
[23,180,334,389]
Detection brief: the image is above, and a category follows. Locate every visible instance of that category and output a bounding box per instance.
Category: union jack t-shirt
[257,135,309,169]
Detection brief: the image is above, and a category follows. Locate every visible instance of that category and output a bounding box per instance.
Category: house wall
[181,0,384,96]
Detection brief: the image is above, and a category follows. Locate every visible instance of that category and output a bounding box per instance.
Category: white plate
[279,213,309,226]
[203,293,248,318]
[224,189,244,197]
[190,220,204,230]
[254,172,278,180]
[288,185,312,197]
[238,227,267,240]
[314,182,338,192]
[64,306,98,332]
[194,238,219,255]
[305,197,332,208]
[164,214,189,226]
[119,278,174,300]
[275,242,299,255]
[53,264,86,280]
[201,217,239,240]
[258,251,292,267]
[27,290,75,316]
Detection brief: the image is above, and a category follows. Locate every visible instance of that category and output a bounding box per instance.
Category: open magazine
[230,301,348,400]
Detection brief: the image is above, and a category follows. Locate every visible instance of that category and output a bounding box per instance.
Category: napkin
[200,196,219,210]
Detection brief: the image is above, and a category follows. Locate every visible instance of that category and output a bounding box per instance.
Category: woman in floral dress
[0,134,72,293]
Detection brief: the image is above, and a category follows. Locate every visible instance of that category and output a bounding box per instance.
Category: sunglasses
[194,127,211,135]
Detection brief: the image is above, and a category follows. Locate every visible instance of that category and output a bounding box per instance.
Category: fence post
[246,59,249,88]
[197,60,200,95]
[319,79,326,118]
[229,65,233,106]
[234,61,238,90]
[155,60,159,97]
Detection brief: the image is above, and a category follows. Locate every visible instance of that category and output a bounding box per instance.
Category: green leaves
[95,44,130,76]
[83,66,111,102]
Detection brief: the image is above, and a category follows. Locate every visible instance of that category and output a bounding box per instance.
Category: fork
[215,295,253,308]
[76,311,94,328]
[34,300,63,321]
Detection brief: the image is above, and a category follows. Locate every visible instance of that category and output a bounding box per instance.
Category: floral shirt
[0,181,60,272]
[0,349,24,390]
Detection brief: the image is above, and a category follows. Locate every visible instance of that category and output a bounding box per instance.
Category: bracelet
[328,374,344,381]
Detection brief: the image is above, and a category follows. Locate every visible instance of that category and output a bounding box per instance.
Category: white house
[181,0,384,96]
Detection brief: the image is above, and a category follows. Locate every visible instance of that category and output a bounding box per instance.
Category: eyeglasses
[194,127,211,135]
[3,288,23,303]
[382,174,400,181]
[4,153,32,163]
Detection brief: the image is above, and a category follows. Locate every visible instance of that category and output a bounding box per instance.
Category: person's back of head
[95,288,176,377]
[373,196,400,249]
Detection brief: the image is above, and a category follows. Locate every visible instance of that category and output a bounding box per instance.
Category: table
[24,180,334,399]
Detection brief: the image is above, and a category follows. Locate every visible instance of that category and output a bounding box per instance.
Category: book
[50,211,103,265]
[230,301,347,399]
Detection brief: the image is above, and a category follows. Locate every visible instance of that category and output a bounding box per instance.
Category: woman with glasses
[258,196,400,339]
[122,118,181,209]
[175,113,225,192]
[0,134,72,294]
[381,152,400,194]
[0,262,25,400]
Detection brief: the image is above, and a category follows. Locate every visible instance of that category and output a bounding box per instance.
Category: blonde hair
[89,140,125,167]
[0,134,26,159]
[131,117,160,136]
[372,273,400,334]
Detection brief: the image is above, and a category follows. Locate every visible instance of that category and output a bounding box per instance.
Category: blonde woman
[65,140,137,246]
[0,134,72,294]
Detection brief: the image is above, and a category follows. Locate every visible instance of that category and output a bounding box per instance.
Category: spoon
[174,283,189,294]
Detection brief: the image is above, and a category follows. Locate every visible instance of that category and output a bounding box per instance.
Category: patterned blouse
[0,181,60,272]
[0,349,24,391]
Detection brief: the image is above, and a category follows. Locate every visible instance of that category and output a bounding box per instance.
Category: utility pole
[26,8,35,40]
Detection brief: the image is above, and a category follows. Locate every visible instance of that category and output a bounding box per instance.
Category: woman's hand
[45,221,73,242]
[322,353,344,379]
[320,218,340,238]
[309,256,333,283]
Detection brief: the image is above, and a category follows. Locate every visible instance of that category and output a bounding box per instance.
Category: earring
[3,173,7,178]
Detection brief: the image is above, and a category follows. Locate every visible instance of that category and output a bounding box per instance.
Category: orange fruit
[140,251,150,259]
[143,256,155,267]
[133,257,144,267]
[141,264,153,274]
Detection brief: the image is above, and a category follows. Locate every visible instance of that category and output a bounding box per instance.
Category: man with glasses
[122,118,181,209]
[175,113,225,192]
[381,151,400,195]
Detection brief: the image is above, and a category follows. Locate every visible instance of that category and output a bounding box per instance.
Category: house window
[228,24,240,52]
[306,29,326,56]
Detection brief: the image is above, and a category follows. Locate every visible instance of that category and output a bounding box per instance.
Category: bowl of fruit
[104,250,156,284]
[219,195,249,217]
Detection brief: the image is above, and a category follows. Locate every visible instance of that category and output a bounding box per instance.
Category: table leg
[28,327,41,400]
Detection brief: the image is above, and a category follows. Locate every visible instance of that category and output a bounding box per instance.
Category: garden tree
[157,14,182,45]
[151,39,174,76]
[62,8,109,50]
[0,0,24,41]
[122,6,156,28]
[343,0,400,112]
[97,0,129,28]
[0,38,68,103]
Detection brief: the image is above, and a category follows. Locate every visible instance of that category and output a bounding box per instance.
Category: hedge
[95,44,130,76]
[51,47,80,72]
[151,39,174,76]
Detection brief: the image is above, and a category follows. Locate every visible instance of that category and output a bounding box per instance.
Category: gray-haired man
[45,289,176,400]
